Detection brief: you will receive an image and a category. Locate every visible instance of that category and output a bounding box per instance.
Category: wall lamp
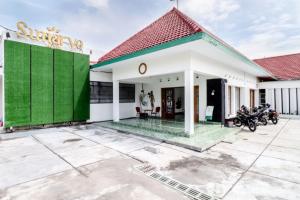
[211,90,215,96]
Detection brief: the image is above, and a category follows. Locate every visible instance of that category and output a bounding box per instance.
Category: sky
[1,0,300,61]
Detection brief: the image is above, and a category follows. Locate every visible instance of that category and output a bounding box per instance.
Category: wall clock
[138,63,147,75]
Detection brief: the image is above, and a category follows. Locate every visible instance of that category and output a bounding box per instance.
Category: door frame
[194,85,199,123]
[161,87,176,119]
[161,86,199,122]
[250,89,255,108]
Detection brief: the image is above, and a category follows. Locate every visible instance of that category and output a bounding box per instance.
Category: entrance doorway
[194,85,199,122]
[161,86,199,122]
[161,88,175,119]
[250,89,255,108]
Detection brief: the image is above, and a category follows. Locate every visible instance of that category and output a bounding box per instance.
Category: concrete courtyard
[0,118,299,199]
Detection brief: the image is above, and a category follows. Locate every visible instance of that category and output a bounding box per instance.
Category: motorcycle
[252,105,268,126]
[233,105,258,132]
[265,103,279,124]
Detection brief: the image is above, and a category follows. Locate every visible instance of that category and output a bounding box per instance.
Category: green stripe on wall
[4,40,31,127]
[74,53,90,121]
[54,49,74,123]
[4,40,90,127]
[31,45,54,125]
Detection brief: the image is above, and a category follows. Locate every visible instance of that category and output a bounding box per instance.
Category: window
[235,87,240,111]
[228,86,232,115]
[90,82,135,104]
[120,83,135,103]
[90,82,113,103]
[259,89,266,105]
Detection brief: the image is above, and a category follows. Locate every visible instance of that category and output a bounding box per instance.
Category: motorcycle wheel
[261,118,268,126]
[233,118,242,127]
[248,121,256,132]
[272,117,278,125]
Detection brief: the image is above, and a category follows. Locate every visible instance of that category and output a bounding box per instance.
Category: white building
[1,9,298,133]
[90,8,272,135]
[255,54,300,116]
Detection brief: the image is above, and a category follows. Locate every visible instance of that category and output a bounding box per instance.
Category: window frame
[90,81,135,104]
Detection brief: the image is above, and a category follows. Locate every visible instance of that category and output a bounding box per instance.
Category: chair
[151,107,160,118]
[136,107,141,117]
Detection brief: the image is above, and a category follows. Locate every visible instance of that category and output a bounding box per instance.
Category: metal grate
[135,164,219,200]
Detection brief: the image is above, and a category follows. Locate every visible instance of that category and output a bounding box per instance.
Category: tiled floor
[98,118,240,151]
[0,118,300,200]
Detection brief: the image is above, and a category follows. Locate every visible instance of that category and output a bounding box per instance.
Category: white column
[199,77,207,121]
[255,89,259,107]
[240,87,250,107]
[184,69,194,135]
[113,80,120,122]
[231,86,236,115]
[277,88,283,114]
[270,89,274,109]
[265,88,269,105]
[225,83,229,118]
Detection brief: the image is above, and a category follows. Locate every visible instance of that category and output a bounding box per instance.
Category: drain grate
[135,164,219,200]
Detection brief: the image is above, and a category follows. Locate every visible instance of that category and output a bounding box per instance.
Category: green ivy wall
[4,40,90,128]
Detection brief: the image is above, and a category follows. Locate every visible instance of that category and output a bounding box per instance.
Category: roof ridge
[98,8,177,62]
[171,7,202,33]
[254,52,300,61]
[98,8,205,63]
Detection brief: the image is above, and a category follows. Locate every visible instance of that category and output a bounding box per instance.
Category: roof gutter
[91,32,276,80]
[91,32,204,69]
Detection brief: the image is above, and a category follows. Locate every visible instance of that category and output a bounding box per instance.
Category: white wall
[290,88,297,114]
[259,80,300,89]
[275,88,282,113]
[89,71,137,122]
[191,53,258,118]
[259,80,300,115]
[141,73,185,113]
[105,46,260,121]
[191,53,258,89]
[112,52,190,81]
[139,73,208,121]
[266,89,274,109]
[240,87,250,107]
[282,88,289,114]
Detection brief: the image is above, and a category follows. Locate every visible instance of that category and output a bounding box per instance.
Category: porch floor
[97,118,240,151]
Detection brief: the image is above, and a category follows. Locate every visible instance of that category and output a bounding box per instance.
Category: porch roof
[91,8,271,77]
[254,53,300,80]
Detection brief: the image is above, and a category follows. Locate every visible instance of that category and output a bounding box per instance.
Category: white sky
[1,0,300,61]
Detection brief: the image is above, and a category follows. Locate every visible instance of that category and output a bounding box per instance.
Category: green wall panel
[4,40,31,127]
[31,45,54,125]
[4,40,89,127]
[54,49,74,123]
[74,53,90,121]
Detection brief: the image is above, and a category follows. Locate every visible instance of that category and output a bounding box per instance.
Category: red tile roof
[254,53,300,80]
[98,8,205,63]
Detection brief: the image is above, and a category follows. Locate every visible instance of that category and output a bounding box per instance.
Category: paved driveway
[0,119,299,199]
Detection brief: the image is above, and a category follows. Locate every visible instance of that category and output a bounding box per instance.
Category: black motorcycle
[252,106,268,126]
[233,105,258,132]
[265,103,279,124]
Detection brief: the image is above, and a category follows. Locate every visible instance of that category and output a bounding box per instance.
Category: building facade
[1,9,299,134]
[90,8,271,135]
[255,54,300,116]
